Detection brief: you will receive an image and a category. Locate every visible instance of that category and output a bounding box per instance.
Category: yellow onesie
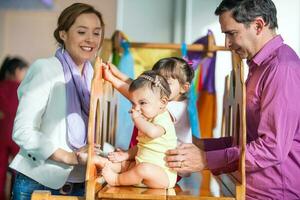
[136,110,177,188]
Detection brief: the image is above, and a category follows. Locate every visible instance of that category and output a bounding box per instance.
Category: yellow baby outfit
[136,111,177,188]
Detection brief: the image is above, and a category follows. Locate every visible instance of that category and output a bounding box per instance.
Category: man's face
[219,11,257,60]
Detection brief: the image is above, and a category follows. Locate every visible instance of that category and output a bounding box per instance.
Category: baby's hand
[108,148,129,162]
[102,62,114,82]
[108,63,120,76]
[129,108,142,119]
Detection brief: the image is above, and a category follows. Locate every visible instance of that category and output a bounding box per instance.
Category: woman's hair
[152,57,194,100]
[0,56,28,81]
[53,3,105,47]
[215,0,278,30]
[129,70,171,99]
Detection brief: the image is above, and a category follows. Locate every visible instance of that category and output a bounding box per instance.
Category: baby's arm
[108,146,138,162]
[102,63,132,99]
[109,63,132,84]
[131,109,165,139]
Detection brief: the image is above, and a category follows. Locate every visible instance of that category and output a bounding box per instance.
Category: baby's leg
[94,155,134,173]
[102,161,136,186]
[102,162,169,188]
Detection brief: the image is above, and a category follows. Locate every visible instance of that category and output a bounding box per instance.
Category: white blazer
[10,57,75,189]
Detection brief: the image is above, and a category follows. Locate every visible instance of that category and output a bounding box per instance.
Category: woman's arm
[12,59,59,164]
[49,148,79,165]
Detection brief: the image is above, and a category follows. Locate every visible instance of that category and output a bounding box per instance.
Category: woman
[10,3,105,198]
[0,56,28,200]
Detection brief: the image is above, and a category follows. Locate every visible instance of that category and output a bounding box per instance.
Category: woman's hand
[165,143,207,174]
[76,144,101,165]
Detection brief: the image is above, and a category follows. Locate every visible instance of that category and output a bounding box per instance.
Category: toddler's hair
[152,57,194,100]
[129,70,171,99]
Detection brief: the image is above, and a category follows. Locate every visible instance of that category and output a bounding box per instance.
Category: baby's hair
[152,57,194,100]
[129,70,171,99]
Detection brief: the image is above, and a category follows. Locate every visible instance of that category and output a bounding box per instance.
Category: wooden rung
[128,42,229,52]
[31,191,84,200]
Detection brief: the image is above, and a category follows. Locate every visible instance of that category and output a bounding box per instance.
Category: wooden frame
[31,33,246,200]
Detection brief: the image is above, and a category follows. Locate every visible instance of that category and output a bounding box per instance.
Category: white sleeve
[13,59,58,164]
[167,101,187,123]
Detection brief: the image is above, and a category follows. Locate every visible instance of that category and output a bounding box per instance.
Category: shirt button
[28,154,32,158]
[32,157,36,161]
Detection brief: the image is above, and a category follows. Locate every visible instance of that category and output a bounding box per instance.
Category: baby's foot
[93,155,110,168]
[102,165,119,186]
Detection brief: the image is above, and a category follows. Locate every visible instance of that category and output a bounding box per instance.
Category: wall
[0,0,117,63]
[117,0,175,43]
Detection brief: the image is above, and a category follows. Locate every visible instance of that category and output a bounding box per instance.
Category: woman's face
[60,13,102,67]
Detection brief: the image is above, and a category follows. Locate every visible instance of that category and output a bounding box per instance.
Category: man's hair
[215,0,278,30]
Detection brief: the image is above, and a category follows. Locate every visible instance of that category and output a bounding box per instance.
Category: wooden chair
[32,52,245,200]
[94,53,245,200]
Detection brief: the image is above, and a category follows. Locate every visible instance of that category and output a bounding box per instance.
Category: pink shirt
[204,35,300,199]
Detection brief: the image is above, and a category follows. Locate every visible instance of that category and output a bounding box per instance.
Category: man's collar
[249,35,283,67]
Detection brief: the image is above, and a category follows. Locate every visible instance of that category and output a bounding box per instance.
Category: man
[165,0,300,199]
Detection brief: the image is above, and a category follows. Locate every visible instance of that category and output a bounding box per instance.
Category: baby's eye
[94,32,100,36]
[78,31,86,35]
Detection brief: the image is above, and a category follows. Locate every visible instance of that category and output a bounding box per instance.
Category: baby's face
[130,87,164,120]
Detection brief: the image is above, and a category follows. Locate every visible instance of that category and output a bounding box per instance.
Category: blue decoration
[115,40,135,149]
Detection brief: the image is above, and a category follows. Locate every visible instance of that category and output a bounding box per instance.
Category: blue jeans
[12,172,84,200]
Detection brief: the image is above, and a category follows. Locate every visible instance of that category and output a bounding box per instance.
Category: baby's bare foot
[94,155,109,168]
[102,165,119,186]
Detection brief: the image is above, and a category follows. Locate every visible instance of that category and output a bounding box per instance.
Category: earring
[61,44,65,54]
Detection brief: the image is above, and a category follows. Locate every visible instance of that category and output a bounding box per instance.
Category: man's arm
[205,61,300,172]
[192,135,232,151]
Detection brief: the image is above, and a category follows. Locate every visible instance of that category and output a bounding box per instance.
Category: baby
[92,70,177,188]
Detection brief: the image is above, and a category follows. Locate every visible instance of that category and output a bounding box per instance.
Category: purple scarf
[55,48,93,150]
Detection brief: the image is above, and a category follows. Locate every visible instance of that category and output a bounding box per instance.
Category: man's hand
[165,143,207,174]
